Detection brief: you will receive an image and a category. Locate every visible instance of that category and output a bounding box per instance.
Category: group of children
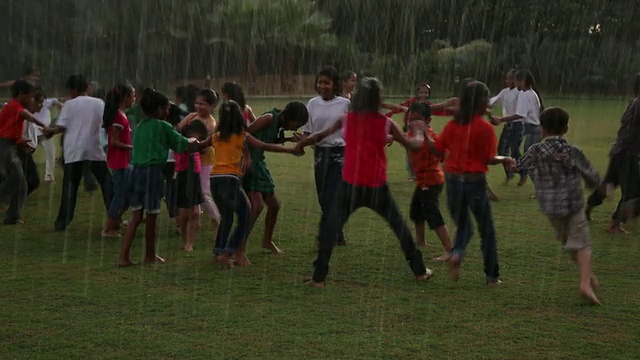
[5,66,640,306]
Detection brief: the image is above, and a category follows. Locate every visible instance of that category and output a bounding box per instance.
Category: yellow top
[211,132,248,177]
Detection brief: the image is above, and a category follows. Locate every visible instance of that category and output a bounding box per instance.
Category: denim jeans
[445,173,500,280]
[312,181,427,282]
[54,161,112,231]
[210,175,251,255]
[587,152,640,221]
[107,167,131,219]
[0,139,27,223]
[520,124,542,181]
[497,122,523,179]
[314,146,346,244]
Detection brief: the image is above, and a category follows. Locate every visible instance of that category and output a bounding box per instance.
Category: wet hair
[11,80,34,98]
[196,88,218,106]
[351,77,382,112]
[516,70,544,110]
[181,118,209,141]
[454,80,490,125]
[103,82,135,130]
[221,82,247,110]
[280,101,309,128]
[217,100,246,141]
[166,103,187,127]
[140,88,169,118]
[634,73,640,97]
[315,66,341,96]
[408,101,432,120]
[65,74,89,93]
[540,107,569,135]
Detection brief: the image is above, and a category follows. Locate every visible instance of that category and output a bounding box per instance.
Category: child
[177,89,221,227]
[19,88,46,196]
[296,77,433,288]
[427,80,513,285]
[302,66,351,246]
[33,89,63,183]
[489,69,521,183]
[175,120,208,252]
[242,101,309,257]
[101,82,136,237]
[117,89,203,267]
[341,70,357,100]
[207,101,302,267]
[221,82,256,125]
[508,107,601,304]
[406,102,452,261]
[162,103,187,233]
[0,80,50,224]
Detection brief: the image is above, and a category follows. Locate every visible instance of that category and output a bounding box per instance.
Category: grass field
[1,98,639,359]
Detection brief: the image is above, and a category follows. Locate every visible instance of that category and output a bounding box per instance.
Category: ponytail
[103,82,134,130]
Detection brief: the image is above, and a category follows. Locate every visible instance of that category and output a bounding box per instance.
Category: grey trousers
[0,139,27,223]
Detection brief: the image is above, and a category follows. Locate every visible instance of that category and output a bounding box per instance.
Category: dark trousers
[54,160,112,230]
[445,173,500,280]
[210,175,251,255]
[497,122,523,179]
[520,124,542,181]
[60,135,97,192]
[162,162,178,218]
[0,139,27,223]
[312,181,427,282]
[313,146,346,244]
[587,152,640,221]
[17,148,40,196]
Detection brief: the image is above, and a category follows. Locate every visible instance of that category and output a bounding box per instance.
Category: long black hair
[217,101,246,142]
[351,77,382,112]
[516,70,544,110]
[140,88,169,118]
[103,82,135,130]
[221,82,247,110]
[454,80,490,125]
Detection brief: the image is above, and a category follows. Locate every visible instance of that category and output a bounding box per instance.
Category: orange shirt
[0,99,26,143]
[434,115,497,174]
[408,127,444,187]
[211,132,248,177]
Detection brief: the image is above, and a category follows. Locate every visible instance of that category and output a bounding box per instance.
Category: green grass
[2,98,640,359]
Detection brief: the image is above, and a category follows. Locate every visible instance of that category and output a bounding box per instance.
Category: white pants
[38,136,56,180]
[199,164,220,223]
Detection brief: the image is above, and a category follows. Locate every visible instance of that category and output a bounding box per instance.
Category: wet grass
[1,98,639,359]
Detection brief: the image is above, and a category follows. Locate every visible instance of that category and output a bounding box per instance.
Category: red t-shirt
[342,111,391,187]
[0,99,26,143]
[106,111,132,169]
[408,127,445,187]
[434,115,497,174]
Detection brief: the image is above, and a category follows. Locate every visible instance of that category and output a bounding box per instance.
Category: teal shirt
[250,108,282,162]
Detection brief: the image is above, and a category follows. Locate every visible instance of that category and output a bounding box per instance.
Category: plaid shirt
[516,136,600,217]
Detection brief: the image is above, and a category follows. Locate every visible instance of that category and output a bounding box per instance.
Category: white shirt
[489,87,519,118]
[56,96,106,163]
[23,121,39,148]
[515,89,541,126]
[34,98,58,135]
[303,96,350,147]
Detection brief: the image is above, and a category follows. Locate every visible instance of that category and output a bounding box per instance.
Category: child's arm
[383,98,413,117]
[245,105,257,124]
[389,121,423,151]
[109,126,133,150]
[19,109,47,129]
[296,116,344,149]
[176,113,198,130]
[247,135,302,155]
[246,113,274,135]
[488,155,515,166]
[381,102,408,114]
[573,148,601,189]
[489,89,504,108]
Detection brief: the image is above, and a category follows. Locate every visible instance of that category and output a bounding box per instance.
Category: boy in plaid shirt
[509,107,601,305]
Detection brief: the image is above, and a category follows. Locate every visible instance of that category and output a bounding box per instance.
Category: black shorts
[409,184,445,229]
[176,169,203,209]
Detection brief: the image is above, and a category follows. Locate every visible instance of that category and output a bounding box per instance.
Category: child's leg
[468,180,500,283]
[118,209,143,267]
[261,193,282,254]
[445,175,474,280]
[184,206,200,252]
[425,185,452,260]
[573,248,599,304]
[178,208,190,250]
[238,191,264,256]
[228,188,252,266]
[144,213,163,263]
[415,222,426,247]
[103,169,127,237]
[200,165,220,226]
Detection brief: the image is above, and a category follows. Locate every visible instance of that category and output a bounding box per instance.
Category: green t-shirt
[132,118,190,166]
[250,108,282,162]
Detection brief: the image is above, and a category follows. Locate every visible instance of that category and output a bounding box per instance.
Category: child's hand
[187,137,198,143]
[292,132,304,143]
[385,134,394,146]
[490,116,501,126]
[290,146,305,156]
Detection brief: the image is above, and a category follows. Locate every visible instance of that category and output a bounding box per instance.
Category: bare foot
[117,260,137,268]
[101,230,121,238]
[433,253,451,262]
[606,221,630,234]
[448,254,461,281]
[590,275,600,290]
[304,280,325,288]
[489,191,499,202]
[183,245,194,253]
[416,268,434,281]
[144,255,165,264]
[232,254,252,266]
[214,255,235,269]
[262,241,284,254]
[416,240,427,248]
[579,285,601,305]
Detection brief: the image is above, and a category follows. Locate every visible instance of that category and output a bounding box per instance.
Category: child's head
[103,82,136,129]
[416,83,431,100]
[221,82,247,110]
[454,80,490,125]
[11,79,35,107]
[30,87,46,113]
[408,101,432,125]
[515,70,535,90]
[342,70,357,94]
[540,107,569,136]
[195,88,218,118]
[351,77,382,113]
[181,118,209,141]
[315,66,341,100]
[278,101,309,131]
[65,74,89,98]
[140,88,170,119]
[217,100,246,141]
[505,69,516,88]
[634,73,640,97]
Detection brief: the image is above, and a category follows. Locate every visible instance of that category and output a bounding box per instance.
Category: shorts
[547,210,591,251]
[242,158,275,194]
[409,184,445,229]
[176,169,203,209]
[129,165,164,214]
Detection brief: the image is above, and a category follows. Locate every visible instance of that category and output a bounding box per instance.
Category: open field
[1,98,639,359]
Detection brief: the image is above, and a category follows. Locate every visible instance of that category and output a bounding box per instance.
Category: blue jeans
[497,122,524,179]
[210,175,251,255]
[520,124,542,181]
[107,167,131,219]
[446,173,500,280]
[314,146,345,244]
